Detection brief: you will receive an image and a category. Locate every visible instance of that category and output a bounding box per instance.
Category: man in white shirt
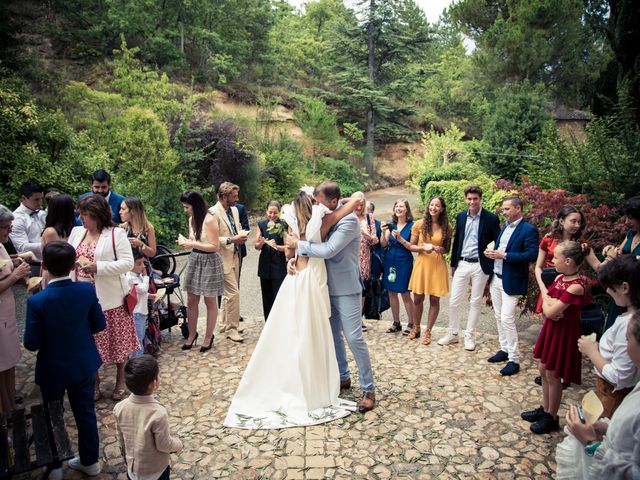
[10,179,46,262]
[484,196,539,376]
[438,185,501,351]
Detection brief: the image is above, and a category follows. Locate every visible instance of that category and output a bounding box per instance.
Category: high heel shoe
[386,322,401,333]
[181,332,198,350]
[200,335,214,353]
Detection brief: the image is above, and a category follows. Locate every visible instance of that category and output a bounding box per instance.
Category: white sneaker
[48,467,64,480]
[68,457,101,476]
[437,333,459,346]
[464,333,476,351]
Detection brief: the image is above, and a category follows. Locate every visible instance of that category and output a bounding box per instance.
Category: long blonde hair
[293,191,313,236]
[122,197,152,236]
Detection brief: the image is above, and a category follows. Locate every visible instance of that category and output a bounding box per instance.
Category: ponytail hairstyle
[293,191,313,236]
[556,241,590,269]
[180,190,208,241]
[597,254,640,309]
[549,205,586,240]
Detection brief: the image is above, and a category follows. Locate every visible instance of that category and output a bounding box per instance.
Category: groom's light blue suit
[298,212,375,393]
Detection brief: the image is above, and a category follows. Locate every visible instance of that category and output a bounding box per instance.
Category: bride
[224,188,362,429]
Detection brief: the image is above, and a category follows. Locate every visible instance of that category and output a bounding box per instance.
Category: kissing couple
[224,181,376,429]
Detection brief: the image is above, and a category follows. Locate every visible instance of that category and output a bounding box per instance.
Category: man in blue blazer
[438,184,501,351]
[24,241,106,477]
[75,169,124,225]
[484,196,539,376]
[290,181,376,413]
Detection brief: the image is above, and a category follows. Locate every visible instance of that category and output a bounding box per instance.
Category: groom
[287,181,376,413]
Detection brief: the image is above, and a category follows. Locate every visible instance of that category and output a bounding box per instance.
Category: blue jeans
[329,293,375,393]
[130,312,147,359]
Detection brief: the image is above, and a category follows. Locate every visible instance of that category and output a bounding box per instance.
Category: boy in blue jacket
[25,241,106,479]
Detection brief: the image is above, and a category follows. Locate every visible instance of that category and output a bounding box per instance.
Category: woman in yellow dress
[399,196,452,345]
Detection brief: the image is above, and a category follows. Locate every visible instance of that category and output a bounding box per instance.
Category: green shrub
[528,109,640,206]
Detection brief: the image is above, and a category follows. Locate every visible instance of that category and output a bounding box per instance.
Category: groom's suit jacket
[297,212,361,296]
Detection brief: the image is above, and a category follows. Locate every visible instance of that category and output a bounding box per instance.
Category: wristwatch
[226,237,232,245]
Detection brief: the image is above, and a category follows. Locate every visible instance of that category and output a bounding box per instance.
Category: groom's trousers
[329,293,375,393]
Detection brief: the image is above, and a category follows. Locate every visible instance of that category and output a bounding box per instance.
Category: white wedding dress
[224,203,355,429]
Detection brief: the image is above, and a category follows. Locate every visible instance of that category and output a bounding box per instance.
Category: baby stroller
[149,245,190,342]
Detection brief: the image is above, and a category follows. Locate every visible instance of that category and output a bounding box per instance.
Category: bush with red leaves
[493,177,628,312]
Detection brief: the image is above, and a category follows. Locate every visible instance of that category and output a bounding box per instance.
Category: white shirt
[493,217,523,276]
[10,203,46,261]
[596,312,640,390]
[126,272,149,315]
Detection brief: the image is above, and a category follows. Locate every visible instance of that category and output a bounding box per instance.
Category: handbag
[111,228,135,314]
[363,277,390,320]
[581,303,604,340]
[541,267,558,287]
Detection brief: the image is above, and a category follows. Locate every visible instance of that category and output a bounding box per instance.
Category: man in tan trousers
[209,182,247,342]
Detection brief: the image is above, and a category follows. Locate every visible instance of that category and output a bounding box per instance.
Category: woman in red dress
[534,205,600,313]
[522,241,590,434]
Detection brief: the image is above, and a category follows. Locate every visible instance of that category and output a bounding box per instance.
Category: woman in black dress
[255,200,288,321]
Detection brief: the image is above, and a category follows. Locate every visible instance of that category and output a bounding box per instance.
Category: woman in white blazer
[69,194,137,401]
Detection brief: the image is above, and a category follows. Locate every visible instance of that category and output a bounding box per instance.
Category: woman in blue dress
[381,199,415,335]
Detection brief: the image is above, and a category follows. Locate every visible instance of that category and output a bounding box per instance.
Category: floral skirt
[94,305,140,364]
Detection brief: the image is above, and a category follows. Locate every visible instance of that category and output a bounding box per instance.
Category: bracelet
[584,441,602,457]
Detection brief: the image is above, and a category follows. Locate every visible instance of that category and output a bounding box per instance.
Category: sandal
[111,387,126,402]
[402,324,414,336]
[386,322,402,333]
[407,326,421,340]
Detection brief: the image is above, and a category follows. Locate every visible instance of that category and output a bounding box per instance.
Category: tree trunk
[365,0,376,176]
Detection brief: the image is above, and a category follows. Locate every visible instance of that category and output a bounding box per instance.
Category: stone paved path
[11,187,597,479]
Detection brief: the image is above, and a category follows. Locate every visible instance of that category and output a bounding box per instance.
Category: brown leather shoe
[340,378,351,390]
[421,330,432,345]
[357,392,375,413]
[407,326,421,340]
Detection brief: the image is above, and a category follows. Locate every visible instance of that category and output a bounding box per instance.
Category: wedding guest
[381,199,414,334]
[209,182,246,342]
[555,310,640,479]
[236,201,250,282]
[255,200,287,320]
[69,194,137,401]
[41,194,76,287]
[76,170,125,224]
[600,196,640,331]
[126,249,150,359]
[355,194,378,329]
[0,205,31,413]
[44,188,60,209]
[485,196,539,376]
[438,185,500,351]
[114,355,183,480]
[366,202,384,280]
[179,190,224,352]
[119,197,157,266]
[402,196,452,344]
[578,254,640,418]
[24,241,106,479]
[41,194,75,246]
[534,205,599,313]
[521,241,589,434]
[10,179,46,261]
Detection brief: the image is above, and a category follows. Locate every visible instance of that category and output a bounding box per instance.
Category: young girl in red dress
[521,241,590,434]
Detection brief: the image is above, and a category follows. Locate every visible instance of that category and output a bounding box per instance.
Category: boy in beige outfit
[114,355,183,480]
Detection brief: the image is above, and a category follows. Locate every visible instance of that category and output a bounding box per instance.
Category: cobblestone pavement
[12,188,597,479]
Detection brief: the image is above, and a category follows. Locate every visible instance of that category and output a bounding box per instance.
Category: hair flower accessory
[299,185,314,197]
